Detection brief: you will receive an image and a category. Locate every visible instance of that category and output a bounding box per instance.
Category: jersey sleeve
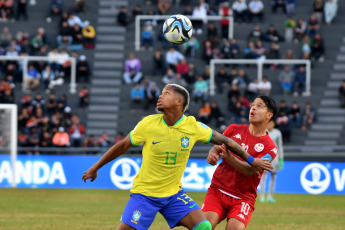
[223,124,235,137]
[129,118,148,146]
[196,122,213,143]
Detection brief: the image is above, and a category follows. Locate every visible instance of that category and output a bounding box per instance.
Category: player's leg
[259,171,268,202]
[120,193,160,230]
[226,199,254,230]
[202,186,227,229]
[267,172,277,203]
[226,218,246,230]
[160,189,211,230]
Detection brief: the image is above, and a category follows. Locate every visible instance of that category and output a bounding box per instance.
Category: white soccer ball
[163,14,193,45]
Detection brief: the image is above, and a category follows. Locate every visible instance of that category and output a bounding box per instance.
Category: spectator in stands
[76,55,90,83]
[293,65,306,96]
[152,50,165,76]
[272,0,286,14]
[52,127,70,147]
[25,64,40,91]
[295,17,307,43]
[157,0,171,15]
[184,63,197,88]
[57,94,67,113]
[71,24,83,46]
[218,2,232,39]
[32,92,45,112]
[82,21,96,49]
[258,75,272,96]
[162,68,176,84]
[209,101,225,127]
[98,132,111,148]
[255,40,267,59]
[286,0,296,14]
[46,93,58,116]
[67,12,84,28]
[145,82,160,110]
[165,47,185,72]
[276,112,291,143]
[313,0,324,23]
[266,42,281,66]
[311,33,325,62]
[339,80,345,108]
[71,0,87,14]
[15,0,28,21]
[117,6,130,27]
[183,35,200,59]
[39,131,52,148]
[324,0,338,24]
[79,86,89,110]
[114,132,125,144]
[171,73,188,89]
[130,83,145,110]
[84,135,97,148]
[282,49,295,60]
[232,69,248,96]
[301,102,316,130]
[131,4,143,21]
[198,101,211,124]
[278,100,290,115]
[230,100,248,123]
[122,53,143,85]
[206,23,219,48]
[247,24,264,44]
[264,24,284,43]
[244,41,257,59]
[306,14,320,38]
[192,3,207,34]
[141,24,153,50]
[215,67,228,94]
[30,33,44,55]
[0,27,12,47]
[301,35,311,55]
[289,101,301,128]
[278,65,294,95]
[46,0,64,23]
[57,21,73,49]
[201,40,213,63]
[284,16,295,43]
[69,115,85,147]
[232,0,248,23]
[248,0,264,23]
[246,78,259,101]
[192,75,209,103]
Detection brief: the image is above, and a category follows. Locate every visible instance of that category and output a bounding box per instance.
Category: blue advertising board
[0,155,344,195]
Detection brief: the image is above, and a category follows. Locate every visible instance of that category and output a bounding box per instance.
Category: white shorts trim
[218,188,242,200]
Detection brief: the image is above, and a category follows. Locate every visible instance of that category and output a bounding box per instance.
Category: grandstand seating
[5,0,345,153]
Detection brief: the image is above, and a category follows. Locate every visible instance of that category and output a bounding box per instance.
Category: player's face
[249,98,272,123]
[157,87,180,112]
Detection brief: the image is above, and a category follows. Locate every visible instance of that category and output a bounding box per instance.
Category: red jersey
[211,124,277,205]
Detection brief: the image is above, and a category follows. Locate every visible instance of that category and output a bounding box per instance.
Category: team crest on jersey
[181,135,190,148]
[234,134,242,140]
[254,143,264,152]
[131,210,141,224]
[271,148,278,154]
[261,153,272,162]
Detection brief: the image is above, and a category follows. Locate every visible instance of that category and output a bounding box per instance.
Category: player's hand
[251,158,273,172]
[207,145,221,165]
[82,167,98,183]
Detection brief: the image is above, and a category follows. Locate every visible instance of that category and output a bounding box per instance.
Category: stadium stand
[2,0,345,154]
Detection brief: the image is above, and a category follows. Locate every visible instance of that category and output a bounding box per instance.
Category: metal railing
[0,56,77,94]
[135,15,234,51]
[209,59,312,96]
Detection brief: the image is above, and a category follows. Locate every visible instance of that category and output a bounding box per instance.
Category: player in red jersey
[202,95,278,230]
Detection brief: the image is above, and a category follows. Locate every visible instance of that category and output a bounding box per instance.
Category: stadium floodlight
[0,104,18,188]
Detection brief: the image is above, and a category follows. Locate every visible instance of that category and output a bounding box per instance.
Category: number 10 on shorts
[240,202,250,215]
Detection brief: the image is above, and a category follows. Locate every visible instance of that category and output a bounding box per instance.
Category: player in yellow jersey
[82,84,272,230]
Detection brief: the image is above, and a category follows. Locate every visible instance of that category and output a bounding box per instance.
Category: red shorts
[202,186,255,227]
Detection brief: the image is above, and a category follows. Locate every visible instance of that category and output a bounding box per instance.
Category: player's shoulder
[141,114,163,122]
[227,124,248,131]
[263,134,277,152]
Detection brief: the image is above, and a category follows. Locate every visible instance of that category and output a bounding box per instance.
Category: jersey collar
[162,114,185,127]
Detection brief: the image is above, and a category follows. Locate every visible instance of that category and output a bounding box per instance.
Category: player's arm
[219,144,261,177]
[209,130,273,172]
[82,134,132,182]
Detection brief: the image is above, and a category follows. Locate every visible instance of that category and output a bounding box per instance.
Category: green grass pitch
[1,188,344,230]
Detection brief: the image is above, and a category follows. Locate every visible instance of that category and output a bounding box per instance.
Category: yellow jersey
[129,114,212,197]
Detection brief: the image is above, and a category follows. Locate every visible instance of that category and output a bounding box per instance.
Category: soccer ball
[163,14,193,45]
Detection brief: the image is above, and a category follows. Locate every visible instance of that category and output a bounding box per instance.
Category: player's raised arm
[82,134,132,182]
[209,130,273,172]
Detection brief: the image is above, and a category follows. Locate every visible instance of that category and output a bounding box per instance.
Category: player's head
[249,95,277,123]
[157,84,190,113]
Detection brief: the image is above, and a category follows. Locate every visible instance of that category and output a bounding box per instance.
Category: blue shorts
[121,189,200,230]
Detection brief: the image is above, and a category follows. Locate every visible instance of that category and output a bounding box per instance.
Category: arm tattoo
[210,130,249,161]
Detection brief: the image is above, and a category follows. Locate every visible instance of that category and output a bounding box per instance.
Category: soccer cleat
[267,198,276,203]
[260,198,265,203]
